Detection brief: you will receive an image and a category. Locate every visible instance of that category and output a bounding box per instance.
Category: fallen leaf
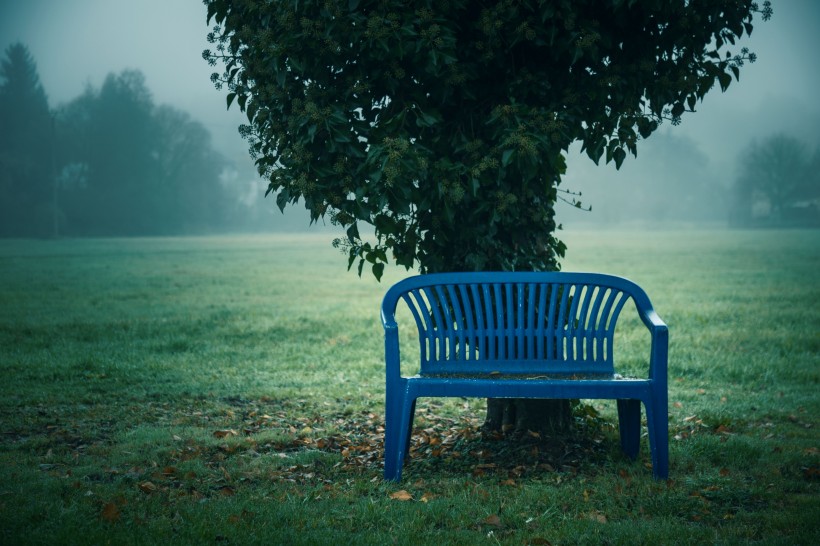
[720,468,730,476]
[138,481,157,494]
[588,511,607,523]
[213,429,238,439]
[483,514,503,527]
[100,502,120,522]
[389,490,413,501]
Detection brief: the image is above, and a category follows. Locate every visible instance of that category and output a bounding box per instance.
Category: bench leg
[384,386,417,482]
[617,399,641,461]
[646,397,669,480]
[384,386,404,481]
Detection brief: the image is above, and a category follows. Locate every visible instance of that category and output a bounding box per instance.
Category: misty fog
[1,0,818,236]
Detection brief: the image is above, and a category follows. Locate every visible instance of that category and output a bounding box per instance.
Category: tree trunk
[482,398,573,436]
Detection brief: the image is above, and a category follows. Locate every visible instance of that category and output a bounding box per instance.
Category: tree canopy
[204,0,772,279]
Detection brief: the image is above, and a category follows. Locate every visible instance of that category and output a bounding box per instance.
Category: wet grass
[0,230,818,544]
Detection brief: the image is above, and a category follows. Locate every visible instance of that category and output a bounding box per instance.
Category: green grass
[1,230,818,545]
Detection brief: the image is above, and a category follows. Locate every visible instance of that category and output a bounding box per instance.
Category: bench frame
[381,272,668,481]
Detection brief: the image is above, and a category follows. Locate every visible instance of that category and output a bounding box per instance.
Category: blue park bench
[381,272,669,481]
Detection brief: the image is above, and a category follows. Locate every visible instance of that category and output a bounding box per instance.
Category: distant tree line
[0,42,252,237]
[730,133,820,227]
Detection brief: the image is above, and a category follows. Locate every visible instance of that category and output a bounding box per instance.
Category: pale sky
[1,0,818,226]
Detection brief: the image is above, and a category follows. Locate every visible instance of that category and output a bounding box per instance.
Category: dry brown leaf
[389,490,413,501]
[100,502,121,522]
[138,481,157,494]
[483,514,503,527]
[588,511,607,523]
[213,429,238,439]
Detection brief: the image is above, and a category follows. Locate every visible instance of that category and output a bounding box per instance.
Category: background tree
[731,133,819,226]
[57,70,232,236]
[204,0,771,434]
[0,42,53,237]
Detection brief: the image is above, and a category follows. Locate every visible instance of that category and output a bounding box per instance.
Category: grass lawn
[1,229,818,544]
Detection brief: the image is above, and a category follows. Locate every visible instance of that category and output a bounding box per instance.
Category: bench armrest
[639,309,668,383]
[384,321,401,383]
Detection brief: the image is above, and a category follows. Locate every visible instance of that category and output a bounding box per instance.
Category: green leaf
[501,149,514,167]
[275,189,290,212]
[346,223,360,244]
[687,94,697,111]
[226,92,236,110]
[372,262,384,281]
[613,147,626,169]
[717,71,732,92]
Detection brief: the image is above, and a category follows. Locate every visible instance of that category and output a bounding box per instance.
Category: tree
[732,133,819,226]
[57,70,232,235]
[204,0,771,434]
[0,43,52,237]
[152,104,231,233]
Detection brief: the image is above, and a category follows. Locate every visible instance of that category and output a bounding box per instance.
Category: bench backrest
[382,272,654,376]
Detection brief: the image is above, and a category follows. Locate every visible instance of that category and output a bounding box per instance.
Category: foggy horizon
[1,0,819,233]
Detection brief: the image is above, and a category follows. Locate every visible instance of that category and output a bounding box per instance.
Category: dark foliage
[204,0,771,279]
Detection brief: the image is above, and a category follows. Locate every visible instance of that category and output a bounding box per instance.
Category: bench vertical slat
[492,283,504,360]
[515,284,525,359]
[571,285,582,360]
[587,286,608,362]
[457,284,475,361]
[402,291,428,365]
[471,284,486,361]
[481,284,495,361]
[423,286,445,363]
[526,283,537,360]
[546,284,558,360]
[444,284,465,361]
[504,283,514,359]
[557,284,572,360]
[434,285,455,361]
[575,285,593,361]
[535,284,547,359]
[597,288,620,364]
